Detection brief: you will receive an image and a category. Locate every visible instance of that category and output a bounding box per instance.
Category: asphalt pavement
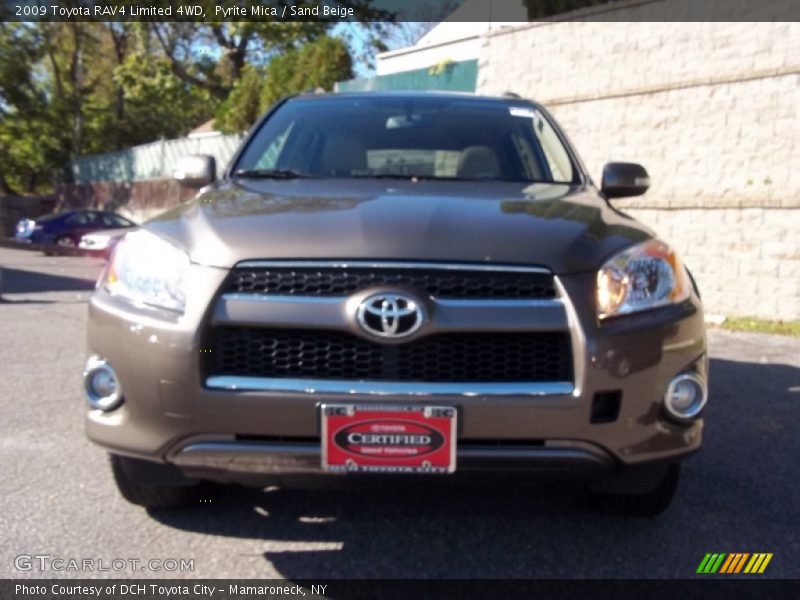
[1,246,798,579]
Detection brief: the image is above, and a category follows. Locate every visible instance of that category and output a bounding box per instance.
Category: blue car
[15,210,136,252]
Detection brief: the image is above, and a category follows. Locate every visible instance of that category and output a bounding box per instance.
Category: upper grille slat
[225,266,556,300]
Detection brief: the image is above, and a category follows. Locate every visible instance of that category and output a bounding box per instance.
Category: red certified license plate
[321,404,457,474]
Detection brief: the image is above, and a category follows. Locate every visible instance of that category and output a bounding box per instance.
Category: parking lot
[1,246,798,579]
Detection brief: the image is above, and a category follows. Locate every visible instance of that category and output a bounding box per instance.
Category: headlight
[79,234,110,249]
[597,239,690,319]
[104,230,190,313]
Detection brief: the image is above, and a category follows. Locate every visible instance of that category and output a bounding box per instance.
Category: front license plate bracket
[321,404,457,474]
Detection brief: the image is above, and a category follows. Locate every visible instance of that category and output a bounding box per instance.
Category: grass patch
[718,316,800,337]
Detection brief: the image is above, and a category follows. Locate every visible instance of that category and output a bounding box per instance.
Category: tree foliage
[522,0,614,18]
[216,35,353,133]
[0,6,386,195]
[0,22,217,193]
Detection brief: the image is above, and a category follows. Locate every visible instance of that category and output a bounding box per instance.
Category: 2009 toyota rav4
[84,92,707,516]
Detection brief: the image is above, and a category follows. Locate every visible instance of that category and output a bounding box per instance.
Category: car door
[62,212,95,243]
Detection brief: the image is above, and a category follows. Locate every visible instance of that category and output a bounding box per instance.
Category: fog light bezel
[83,357,123,411]
[663,372,707,422]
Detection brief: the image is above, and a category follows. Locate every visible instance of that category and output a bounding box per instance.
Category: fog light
[664,373,707,421]
[83,357,123,411]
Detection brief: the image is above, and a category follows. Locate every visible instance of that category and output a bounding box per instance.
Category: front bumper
[169,438,617,480]
[85,263,706,481]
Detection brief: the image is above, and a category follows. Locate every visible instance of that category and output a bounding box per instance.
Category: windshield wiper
[351,173,423,180]
[233,168,313,179]
[351,173,545,183]
[352,173,468,181]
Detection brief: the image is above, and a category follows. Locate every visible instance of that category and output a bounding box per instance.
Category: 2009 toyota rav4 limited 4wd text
[84,92,707,516]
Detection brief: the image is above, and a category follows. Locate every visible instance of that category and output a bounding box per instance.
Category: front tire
[55,235,76,247]
[587,463,681,517]
[110,454,206,509]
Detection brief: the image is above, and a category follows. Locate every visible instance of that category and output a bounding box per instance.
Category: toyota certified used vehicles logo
[356,293,424,339]
[334,420,445,458]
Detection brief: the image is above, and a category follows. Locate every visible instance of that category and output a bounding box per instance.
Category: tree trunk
[70,24,84,157]
[109,25,128,122]
[0,173,18,196]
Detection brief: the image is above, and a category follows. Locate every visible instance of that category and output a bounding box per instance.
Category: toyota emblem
[356,293,424,339]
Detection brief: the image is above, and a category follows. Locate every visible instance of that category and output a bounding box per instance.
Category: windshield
[234,96,578,183]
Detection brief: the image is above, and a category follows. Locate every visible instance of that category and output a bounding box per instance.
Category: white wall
[477,18,800,320]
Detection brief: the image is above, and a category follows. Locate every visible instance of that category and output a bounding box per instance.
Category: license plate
[321,404,457,474]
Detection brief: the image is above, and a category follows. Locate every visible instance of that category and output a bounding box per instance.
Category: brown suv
[84,92,707,516]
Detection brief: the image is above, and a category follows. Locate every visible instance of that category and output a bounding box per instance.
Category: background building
[336,1,799,321]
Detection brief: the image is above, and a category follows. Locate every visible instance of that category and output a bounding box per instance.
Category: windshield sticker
[509,107,539,119]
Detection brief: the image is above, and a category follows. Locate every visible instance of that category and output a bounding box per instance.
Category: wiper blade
[234,168,313,179]
[351,173,422,180]
[352,173,473,181]
[351,173,544,183]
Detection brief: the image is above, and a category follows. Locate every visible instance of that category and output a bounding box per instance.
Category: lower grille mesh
[207,328,572,383]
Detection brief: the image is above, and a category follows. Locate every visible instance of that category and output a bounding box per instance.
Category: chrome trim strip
[171,440,615,474]
[221,294,345,304]
[235,260,552,275]
[212,293,569,331]
[205,376,574,397]
[220,293,563,308]
[553,275,584,399]
[423,297,563,308]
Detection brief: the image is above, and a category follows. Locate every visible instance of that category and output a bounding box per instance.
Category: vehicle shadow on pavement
[0,266,96,294]
[148,357,799,578]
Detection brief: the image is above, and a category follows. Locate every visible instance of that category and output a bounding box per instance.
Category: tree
[0,23,73,193]
[261,35,353,105]
[213,64,264,134]
[522,0,613,18]
[216,35,353,133]
[0,21,218,193]
[0,3,394,194]
[147,1,391,99]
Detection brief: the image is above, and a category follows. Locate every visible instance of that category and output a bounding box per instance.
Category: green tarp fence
[336,59,478,93]
[70,133,245,184]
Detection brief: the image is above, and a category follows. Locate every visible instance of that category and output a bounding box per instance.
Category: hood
[146,179,653,274]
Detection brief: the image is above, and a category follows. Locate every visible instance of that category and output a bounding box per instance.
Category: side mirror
[601,162,650,199]
[174,155,216,189]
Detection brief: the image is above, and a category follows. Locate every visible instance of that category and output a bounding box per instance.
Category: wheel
[109,454,206,509]
[55,235,76,247]
[587,463,681,517]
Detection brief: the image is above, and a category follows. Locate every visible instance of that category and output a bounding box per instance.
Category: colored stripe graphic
[733,553,750,573]
[744,553,773,574]
[720,553,749,573]
[719,554,735,574]
[697,553,727,573]
[710,554,726,573]
[699,553,773,574]
[759,554,773,573]
[697,554,713,573]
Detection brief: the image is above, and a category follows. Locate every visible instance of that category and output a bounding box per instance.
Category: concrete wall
[477,17,800,320]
